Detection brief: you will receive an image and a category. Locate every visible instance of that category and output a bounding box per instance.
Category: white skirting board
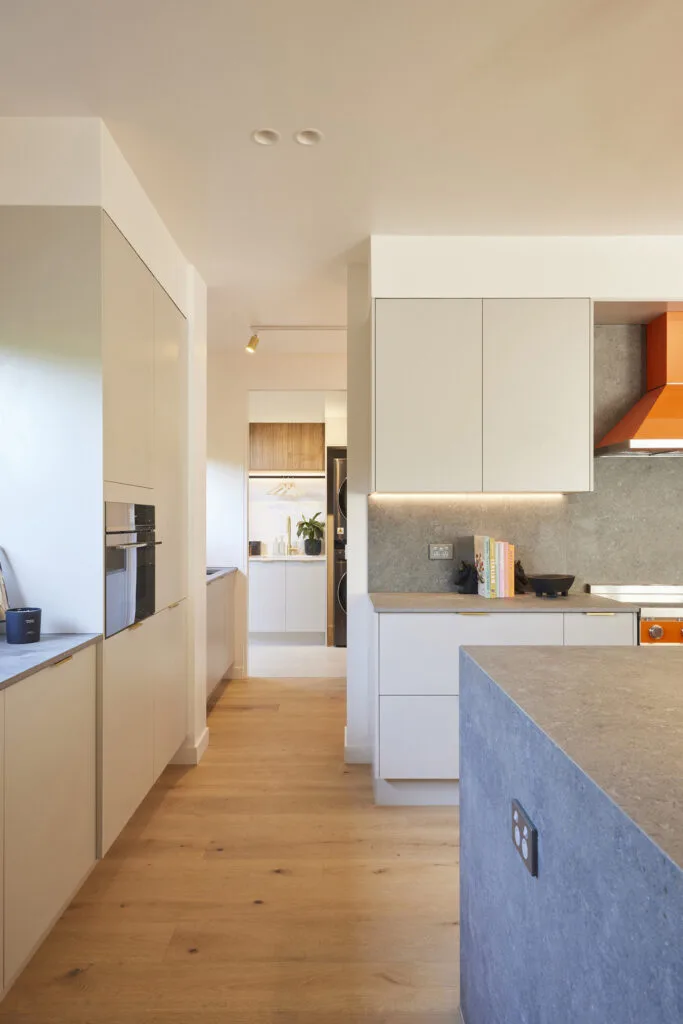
[373,777,460,806]
[344,726,372,764]
[171,726,209,765]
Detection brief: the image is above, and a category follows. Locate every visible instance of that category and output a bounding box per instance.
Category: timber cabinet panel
[249,422,325,471]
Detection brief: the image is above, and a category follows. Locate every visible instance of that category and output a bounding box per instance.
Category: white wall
[249,478,327,557]
[248,390,326,423]
[346,264,373,762]
[370,235,683,299]
[0,118,189,316]
[207,352,347,676]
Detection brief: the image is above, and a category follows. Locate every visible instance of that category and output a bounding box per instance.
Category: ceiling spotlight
[245,334,259,354]
[294,129,324,146]
[252,129,280,146]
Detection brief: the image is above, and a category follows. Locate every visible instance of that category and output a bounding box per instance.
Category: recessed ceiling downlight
[252,129,280,146]
[294,129,324,146]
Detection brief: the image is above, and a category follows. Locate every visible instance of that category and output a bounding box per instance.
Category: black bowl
[527,574,575,598]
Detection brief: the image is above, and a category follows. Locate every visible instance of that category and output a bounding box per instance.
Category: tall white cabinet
[102,215,155,490]
[373,297,592,493]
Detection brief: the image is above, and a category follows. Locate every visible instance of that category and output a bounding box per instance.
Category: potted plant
[296,512,325,556]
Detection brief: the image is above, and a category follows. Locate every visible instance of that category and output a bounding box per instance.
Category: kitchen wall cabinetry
[483,299,592,492]
[102,215,155,489]
[374,299,483,492]
[375,610,635,795]
[249,422,325,471]
[102,604,189,853]
[154,282,188,610]
[207,573,236,700]
[249,560,326,635]
[4,646,97,985]
[373,297,592,493]
[152,600,188,779]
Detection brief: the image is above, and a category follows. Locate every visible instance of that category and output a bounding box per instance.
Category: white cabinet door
[207,575,229,698]
[102,620,155,854]
[102,214,155,489]
[154,282,188,610]
[5,646,96,983]
[285,561,327,632]
[375,299,483,492]
[152,601,188,779]
[249,562,286,632]
[563,613,636,646]
[379,696,459,779]
[379,612,564,696]
[225,572,235,672]
[482,299,592,492]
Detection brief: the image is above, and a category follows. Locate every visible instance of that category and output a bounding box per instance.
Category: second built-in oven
[105,502,159,638]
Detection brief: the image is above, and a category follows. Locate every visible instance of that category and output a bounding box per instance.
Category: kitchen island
[459,645,683,1024]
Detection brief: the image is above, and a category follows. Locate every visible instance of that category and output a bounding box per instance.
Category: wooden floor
[0,676,459,1023]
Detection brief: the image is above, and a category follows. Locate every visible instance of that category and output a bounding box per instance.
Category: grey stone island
[459,645,683,1024]
[0,633,100,689]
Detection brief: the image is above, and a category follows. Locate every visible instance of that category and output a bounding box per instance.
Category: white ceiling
[2,1,683,352]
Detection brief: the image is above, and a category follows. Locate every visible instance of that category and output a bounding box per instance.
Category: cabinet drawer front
[285,561,327,632]
[379,612,564,696]
[379,696,459,779]
[379,614,460,695]
[563,613,636,646]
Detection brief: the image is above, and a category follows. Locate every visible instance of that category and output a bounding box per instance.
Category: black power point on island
[511,799,538,877]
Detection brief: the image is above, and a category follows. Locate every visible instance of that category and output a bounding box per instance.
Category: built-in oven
[105,502,159,638]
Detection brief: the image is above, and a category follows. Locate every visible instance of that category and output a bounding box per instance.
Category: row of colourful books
[474,535,515,598]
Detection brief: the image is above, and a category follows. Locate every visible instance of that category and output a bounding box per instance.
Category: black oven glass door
[105,503,157,638]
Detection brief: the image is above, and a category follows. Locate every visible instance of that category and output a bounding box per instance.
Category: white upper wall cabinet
[102,214,155,489]
[374,299,483,492]
[482,299,592,492]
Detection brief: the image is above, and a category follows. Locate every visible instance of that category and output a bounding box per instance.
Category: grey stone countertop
[0,633,100,689]
[206,567,238,582]
[369,592,639,613]
[461,645,683,870]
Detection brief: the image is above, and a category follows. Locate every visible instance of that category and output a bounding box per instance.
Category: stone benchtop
[461,645,683,870]
[370,592,638,613]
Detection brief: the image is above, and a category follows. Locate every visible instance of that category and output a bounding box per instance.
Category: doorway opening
[247,389,347,678]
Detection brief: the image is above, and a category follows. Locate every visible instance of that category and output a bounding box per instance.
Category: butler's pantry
[247,390,347,677]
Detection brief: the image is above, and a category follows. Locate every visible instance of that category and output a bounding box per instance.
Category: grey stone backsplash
[368,325,683,592]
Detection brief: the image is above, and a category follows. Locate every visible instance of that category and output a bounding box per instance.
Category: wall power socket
[512,800,538,877]
[429,543,454,561]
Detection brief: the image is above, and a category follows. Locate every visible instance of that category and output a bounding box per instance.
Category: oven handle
[112,541,163,550]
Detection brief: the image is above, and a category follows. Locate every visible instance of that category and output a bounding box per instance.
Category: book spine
[489,538,496,599]
[507,543,515,597]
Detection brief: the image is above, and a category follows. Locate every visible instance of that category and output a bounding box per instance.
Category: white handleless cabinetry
[102,214,155,489]
[154,283,188,610]
[563,613,636,646]
[102,621,154,854]
[379,696,459,779]
[207,574,236,700]
[249,562,286,633]
[285,562,327,632]
[379,612,564,696]
[482,299,592,492]
[152,601,188,779]
[374,299,483,493]
[4,646,97,985]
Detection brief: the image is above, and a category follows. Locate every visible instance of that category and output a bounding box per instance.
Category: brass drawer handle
[585,612,616,617]
[458,612,490,617]
[168,601,181,609]
[128,621,144,631]
[52,654,73,667]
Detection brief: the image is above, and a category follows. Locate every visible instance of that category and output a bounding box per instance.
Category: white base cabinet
[375,611,636,787]
[102,605,188,854]
[207,573,236,700]
[4,645,97,986]
[249,560,326,634]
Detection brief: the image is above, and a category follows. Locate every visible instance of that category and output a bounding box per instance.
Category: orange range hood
[596,312,683,456]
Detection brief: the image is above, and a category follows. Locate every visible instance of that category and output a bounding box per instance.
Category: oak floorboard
[0,675,459,1022]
